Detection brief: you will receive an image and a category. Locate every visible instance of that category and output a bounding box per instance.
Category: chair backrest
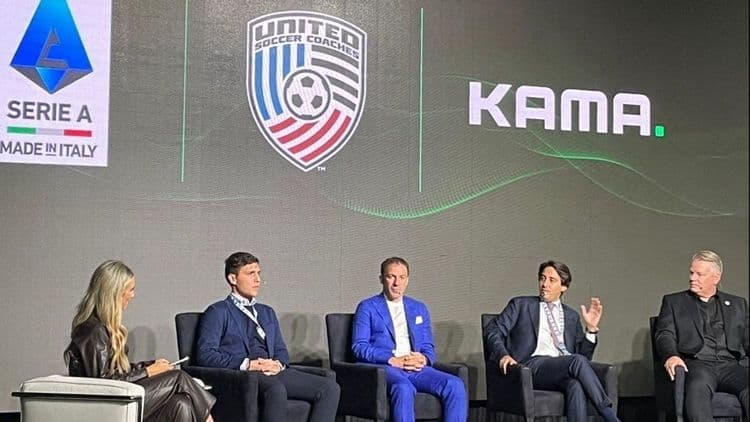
[175,312,202,360]
[649,316,671,383]
[649,316,677,415]
[648,317,661,363]
[481,313,499,362]
[325,313,356,365]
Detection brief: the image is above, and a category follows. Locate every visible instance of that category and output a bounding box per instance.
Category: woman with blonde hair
[64,260,215,422]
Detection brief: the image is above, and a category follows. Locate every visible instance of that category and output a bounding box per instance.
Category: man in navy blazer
[655,250,749,421]
[352,257,467,422]
[484,260,619,422]
[196,252,339,422]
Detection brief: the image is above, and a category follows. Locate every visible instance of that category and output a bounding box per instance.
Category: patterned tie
[244,305,257,319]
[544,302,570,356]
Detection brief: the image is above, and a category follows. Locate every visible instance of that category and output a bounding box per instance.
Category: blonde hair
[72,260,134,375]
[691,250,723,275]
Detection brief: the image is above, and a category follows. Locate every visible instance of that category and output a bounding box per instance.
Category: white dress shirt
[532,300,596,357]
[385,295,412,357]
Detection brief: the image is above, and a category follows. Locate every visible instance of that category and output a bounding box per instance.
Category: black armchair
[325,313,469,421]
[481,313,619,422]
[649,316,743,422]
[175,312,335,422]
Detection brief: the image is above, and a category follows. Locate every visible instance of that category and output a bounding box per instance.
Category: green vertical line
[418,7,424,193]
[180,0,190,182]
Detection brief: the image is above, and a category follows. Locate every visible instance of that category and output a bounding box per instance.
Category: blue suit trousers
[384,365,466,422]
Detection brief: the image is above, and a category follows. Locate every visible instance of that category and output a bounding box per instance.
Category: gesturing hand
[580,297,603,332]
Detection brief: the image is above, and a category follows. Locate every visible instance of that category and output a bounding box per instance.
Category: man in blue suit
[484,260,619,422]
[352,257,467,422]
[196,252,339,422]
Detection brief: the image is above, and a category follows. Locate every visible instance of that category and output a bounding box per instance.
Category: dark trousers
[684,359,749,422]
[524,354,617,422]
[137,370,215,422]
[257,367,340,422]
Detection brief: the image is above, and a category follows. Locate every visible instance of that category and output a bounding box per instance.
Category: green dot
[654,125,665,138]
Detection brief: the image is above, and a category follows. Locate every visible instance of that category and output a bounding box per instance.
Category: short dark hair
[225,252,259,282]
[537,260,572,288]
[380,257,410,276]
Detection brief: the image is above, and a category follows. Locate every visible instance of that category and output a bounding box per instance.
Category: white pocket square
[415,316,424,324]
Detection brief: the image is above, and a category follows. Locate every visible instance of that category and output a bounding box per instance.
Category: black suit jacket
[655,290,749,363]
[484,296,596,365]
[64,315,151,382]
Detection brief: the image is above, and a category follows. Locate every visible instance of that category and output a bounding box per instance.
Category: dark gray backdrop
[1,0,748,411]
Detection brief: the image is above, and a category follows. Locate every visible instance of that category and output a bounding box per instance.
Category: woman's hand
[146,358,173,377]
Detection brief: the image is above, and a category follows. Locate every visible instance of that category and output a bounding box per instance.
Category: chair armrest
[290,364,335,380]
[182,366,259,422]
[590,361,619,409]
[331,362,388,419]
[14,375,144,398]
[485,361,534,418]
[434,362,470,397]
[673,365,686,418]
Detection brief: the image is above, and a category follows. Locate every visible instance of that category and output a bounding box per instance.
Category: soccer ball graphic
[283,69,331,121]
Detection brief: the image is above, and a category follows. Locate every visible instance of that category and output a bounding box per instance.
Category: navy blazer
[655,290,749,362]
[484,295,595,364]
[352,294,437,365]
[195,297,290,369]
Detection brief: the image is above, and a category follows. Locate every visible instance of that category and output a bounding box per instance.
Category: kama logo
[10,0,93,94]
[469,83,655,136]
[247,11,366,171]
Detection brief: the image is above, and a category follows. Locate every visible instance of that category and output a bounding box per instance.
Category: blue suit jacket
[484,295,595,364]
[195,297,290,369]
[352,294,437,365]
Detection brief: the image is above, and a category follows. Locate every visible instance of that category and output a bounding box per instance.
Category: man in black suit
[655,250,749,421]
[484,260,619,422]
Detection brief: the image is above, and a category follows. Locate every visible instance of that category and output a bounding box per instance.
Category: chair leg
[656,410,665,422]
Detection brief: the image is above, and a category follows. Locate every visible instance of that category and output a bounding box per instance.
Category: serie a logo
[247,11,367,171]
[10,0,93,94]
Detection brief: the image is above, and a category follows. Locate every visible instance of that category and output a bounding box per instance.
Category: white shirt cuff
[240,358,250,370]
[585,332,597,343]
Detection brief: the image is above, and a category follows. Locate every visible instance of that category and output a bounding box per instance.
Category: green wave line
[446,74,734,217]
[333,166,568,219]
[519,128,735,217]
[511,138,730,216]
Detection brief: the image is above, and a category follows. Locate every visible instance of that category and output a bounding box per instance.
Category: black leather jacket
[64,315,151,382]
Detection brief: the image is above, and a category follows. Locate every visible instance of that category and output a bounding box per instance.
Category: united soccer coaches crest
[247,11,367,171]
